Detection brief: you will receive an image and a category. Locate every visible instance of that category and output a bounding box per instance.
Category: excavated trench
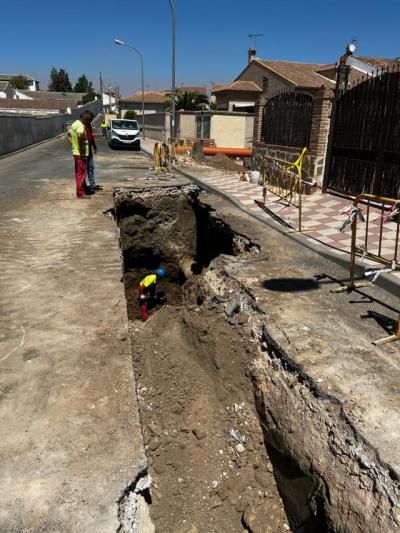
[114,185,400,533]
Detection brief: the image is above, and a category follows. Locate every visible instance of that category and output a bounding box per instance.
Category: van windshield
[112,120,139,130]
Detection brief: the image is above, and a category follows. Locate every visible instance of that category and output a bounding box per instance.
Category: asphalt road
[0,138,153,531]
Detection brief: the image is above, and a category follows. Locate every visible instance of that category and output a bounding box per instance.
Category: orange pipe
[203,147,253,157]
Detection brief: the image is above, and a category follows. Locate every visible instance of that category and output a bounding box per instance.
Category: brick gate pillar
[308,87,334,185]
[253,78,269,143]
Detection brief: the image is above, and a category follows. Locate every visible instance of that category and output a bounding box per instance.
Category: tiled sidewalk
[141,139,400,275]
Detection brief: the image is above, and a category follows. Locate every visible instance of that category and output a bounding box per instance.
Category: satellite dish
[348,42,356,54]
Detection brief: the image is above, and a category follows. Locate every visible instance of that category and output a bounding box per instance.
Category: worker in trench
[138,268,166,321]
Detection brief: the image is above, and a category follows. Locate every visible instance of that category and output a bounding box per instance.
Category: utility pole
[169,0,176,140]
[99,72,104,115]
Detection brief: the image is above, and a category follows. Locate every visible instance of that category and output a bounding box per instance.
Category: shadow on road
[262,277,320,292]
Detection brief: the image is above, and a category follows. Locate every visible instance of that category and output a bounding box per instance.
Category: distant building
[0,73,39,91]
[211,81,261,112]
[0,98,78,115]
[102,92,117,113]
[118,92,167,117]
[160,86,207,95]
[14,90,86,104]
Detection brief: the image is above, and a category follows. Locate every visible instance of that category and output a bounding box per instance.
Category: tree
[165,90,209,111]
[48,67,72,92]
[124,110,137,119]
[74,74,90,93]
[10,75,29,90]
[82,88,97,104]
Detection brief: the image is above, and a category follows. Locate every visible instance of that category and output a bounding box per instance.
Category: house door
[196,116,211,139]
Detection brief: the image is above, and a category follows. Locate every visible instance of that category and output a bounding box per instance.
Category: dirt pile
[115,185,289,531]
[205,153,245,173]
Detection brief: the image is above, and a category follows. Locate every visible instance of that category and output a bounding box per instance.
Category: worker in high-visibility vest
[101,119,107,139]
[138,268,166,321]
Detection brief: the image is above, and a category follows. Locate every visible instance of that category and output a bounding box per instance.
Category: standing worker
[101,118,107,139]
[85,112,102,193]
[67,111,92,198]
[138,268,166,322]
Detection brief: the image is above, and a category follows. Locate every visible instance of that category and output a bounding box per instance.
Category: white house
[0,73,39,91]
[102,92,116,112]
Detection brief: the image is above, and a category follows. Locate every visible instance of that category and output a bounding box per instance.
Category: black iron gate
[262,90,313,148]
[324,66,400,198]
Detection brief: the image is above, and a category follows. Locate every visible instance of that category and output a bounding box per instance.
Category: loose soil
[205,153,246,173]
[130,304,289,533]
[116,185,289,531]
[116,183,400,532]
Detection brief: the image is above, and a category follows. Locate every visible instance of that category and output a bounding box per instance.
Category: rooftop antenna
[248,33,264,49]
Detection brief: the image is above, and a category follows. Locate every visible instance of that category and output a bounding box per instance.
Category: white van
[107,119,141,150]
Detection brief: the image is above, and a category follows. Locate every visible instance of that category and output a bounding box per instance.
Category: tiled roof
[0,73,35,81]
[160,86,207,95]
[255,59,335,88]
[18,90,85,101]
[119,92,167,104]
[0,81,10,91]
[212,80,261,93]
[355,56,400,70]
[211,84,225,92]
[0,99,77,110]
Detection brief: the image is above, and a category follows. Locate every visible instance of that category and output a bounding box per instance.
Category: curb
[140,145,400,298]
[0,133,65,160]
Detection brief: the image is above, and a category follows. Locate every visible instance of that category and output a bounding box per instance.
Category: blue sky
[2,0,399,95]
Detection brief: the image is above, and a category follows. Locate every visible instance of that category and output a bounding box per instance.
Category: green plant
[10,75,29,90]
[82,90,97,104]
[165,90,209,111]
[124,110,137,119]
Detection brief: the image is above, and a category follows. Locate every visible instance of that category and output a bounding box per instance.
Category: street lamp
[168,0,176,139]
[113,38,146,140]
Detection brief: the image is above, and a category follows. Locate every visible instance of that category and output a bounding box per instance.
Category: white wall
[28,80,39,91]
[14,90,33,100]
[210,114,247,148]
[0,108,60,115]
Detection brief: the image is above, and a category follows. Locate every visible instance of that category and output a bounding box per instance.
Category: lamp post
[113,38,146,140]
[168,0,176,139]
